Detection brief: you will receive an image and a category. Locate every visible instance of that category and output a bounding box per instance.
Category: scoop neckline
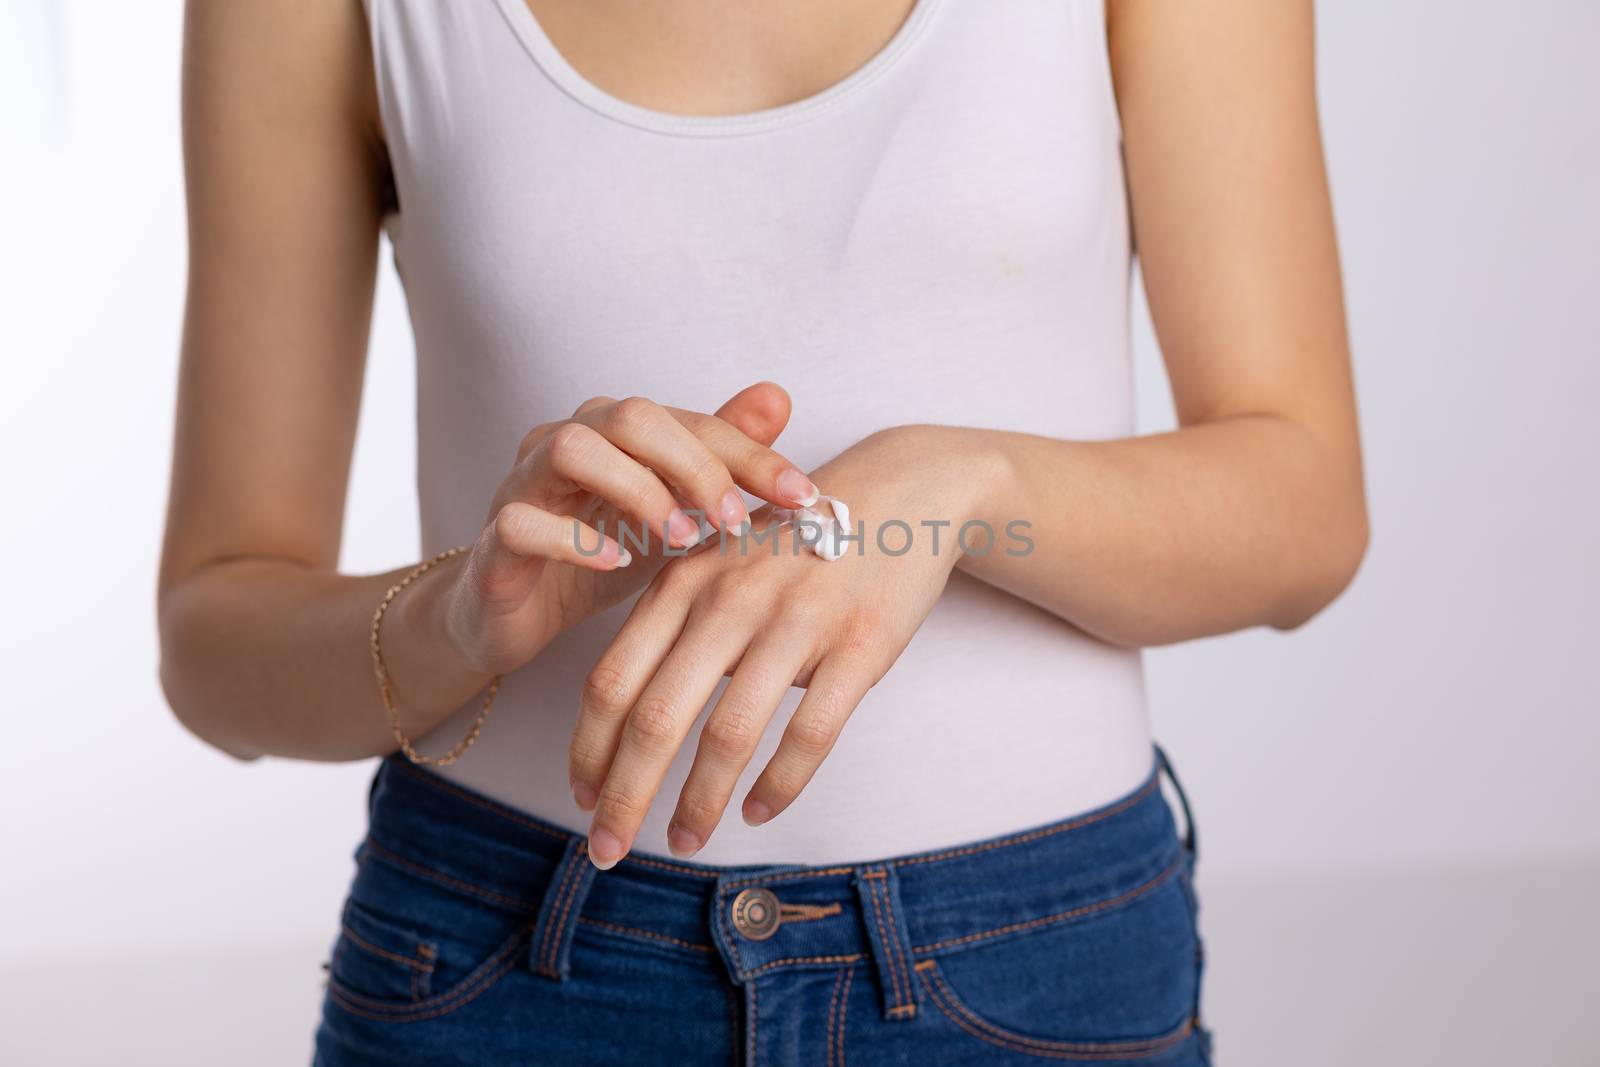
[490,0,944,138]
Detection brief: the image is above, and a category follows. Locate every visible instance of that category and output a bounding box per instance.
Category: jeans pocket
[331,899,438,1003]
[324,840,537,1024]
[917,874,1201,1062]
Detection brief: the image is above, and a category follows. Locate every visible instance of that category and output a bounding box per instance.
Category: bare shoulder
[182,0,383,166]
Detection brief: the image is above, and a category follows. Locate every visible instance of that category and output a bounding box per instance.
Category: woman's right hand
[436,382,820,681]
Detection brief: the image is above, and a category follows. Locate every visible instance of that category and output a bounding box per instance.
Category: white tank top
[363,0,1153,865]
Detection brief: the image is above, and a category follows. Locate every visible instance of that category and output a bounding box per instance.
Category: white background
[2,1,1595,1064]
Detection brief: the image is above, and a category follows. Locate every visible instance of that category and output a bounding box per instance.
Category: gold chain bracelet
[369,546,502,766]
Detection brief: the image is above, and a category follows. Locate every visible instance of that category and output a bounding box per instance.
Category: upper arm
[160,0,387,596]
[1107,0,1361,463]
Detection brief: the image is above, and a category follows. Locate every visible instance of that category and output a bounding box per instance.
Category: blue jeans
[314,748,1212,1065]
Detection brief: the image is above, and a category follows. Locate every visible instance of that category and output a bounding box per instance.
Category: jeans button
[730,887,781,941]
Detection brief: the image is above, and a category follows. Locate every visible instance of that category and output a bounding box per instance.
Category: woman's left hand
[569,426,1004,867]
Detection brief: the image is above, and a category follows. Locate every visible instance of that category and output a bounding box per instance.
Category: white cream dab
[770,495,853,561]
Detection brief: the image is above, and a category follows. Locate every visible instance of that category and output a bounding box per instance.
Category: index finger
[667,407,820,511]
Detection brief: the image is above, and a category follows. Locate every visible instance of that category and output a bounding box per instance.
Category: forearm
[895,417,1367,647]
[157,554,494,762]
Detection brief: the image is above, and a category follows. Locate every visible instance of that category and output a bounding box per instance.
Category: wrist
[841,425,1012,520]
[385,553,497,714]
[812,425,1016,558]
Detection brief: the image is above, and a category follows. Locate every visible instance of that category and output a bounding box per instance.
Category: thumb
[715,381,791,447]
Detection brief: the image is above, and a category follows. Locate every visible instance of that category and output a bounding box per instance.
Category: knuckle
[582,665,632,718]
[596,783,648,824]
[567,736,610,776]
[574,394,615,417]
[674,793,724,829]
[834,610,882,657]
[760,766,807,805]
[544,421,595,466]
[491,502,527,543]
[610,396,658,434]
[627,697,682,749]
[786,714,839,759]
[700,708,760,759]
[490,504,544,561]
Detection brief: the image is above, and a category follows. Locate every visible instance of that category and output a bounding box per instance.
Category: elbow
[158,658,263,764]
[1268,497,1370,632]
[157,597,264,763]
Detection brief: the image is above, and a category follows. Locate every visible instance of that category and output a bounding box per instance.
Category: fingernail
[588,827,625,870]
[719,490,750,534]
[668,509,703,547]
[666,824,703,859]
[599,538,631,568]
[572,782,598,812]
[777,469,819,507]
[742,799,773,827]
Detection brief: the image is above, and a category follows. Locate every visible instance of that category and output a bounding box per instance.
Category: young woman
[160,0,1366,1062]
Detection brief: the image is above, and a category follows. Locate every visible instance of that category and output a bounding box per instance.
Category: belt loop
[1155,744,1199,863]
[529,836,597,980]
[853,865,919,1021]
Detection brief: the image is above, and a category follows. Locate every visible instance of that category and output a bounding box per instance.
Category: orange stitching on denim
[928,964,1185,1052]
[339,923,435,973]
[723,865,857,890]
[618,852,719,878]
[575,916,715,954]
[863,875,899,1008]
[747,979,758,1064]
[920,964,1195,1060]
[717,773,1160,895]
[537,847,584,976]
[778,902,842,922]
[550,846,591,963]
[545,842,591,975]
[826,967,847,1067]
[743,952,863,978]
[534,858,575,974]
[895,776,1161,870]
[332,945,519,1024]
[878,874,915,1019]
[363,839,534,912]
[912,855,1183,954]
[718,888,747,975]
[876,876,915,1017]
[329,923,533,1023]
[880,876,915,1015]
[865,875,908,1013]
[836,966,853,1067]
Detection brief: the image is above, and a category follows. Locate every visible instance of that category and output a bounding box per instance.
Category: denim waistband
[358,746,1193,1022]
